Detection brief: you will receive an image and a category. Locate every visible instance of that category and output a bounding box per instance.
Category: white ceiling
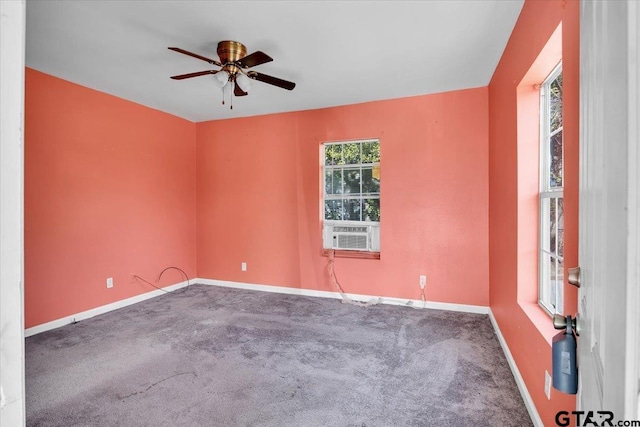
[26,1,524,123]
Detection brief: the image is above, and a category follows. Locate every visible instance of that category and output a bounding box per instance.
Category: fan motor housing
[217,41,246,63]
[217,40,246,75]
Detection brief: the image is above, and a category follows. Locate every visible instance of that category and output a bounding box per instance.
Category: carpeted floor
[26,285,533,426]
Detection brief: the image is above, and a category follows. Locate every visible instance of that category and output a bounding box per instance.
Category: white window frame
[322,139,380,252]
[539,62,564,315]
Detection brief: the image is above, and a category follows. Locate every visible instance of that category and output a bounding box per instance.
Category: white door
[578,0,640,420]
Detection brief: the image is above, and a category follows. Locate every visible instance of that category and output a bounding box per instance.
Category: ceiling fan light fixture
[169,42,296,107]
[213,70,229,88]
[236,73,253,92]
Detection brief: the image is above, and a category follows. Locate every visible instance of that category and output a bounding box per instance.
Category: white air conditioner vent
[335,234,368,250]
[333,226,368,233]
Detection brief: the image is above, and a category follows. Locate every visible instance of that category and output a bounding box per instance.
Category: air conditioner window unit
[323,222,380,252]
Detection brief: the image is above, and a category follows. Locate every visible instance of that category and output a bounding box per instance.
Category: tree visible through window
[539,64,564,315]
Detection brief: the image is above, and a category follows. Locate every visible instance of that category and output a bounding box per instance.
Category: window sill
[322,249,380,260]
[519,301,560,346]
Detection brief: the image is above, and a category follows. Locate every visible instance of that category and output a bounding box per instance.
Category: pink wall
[25,68,197,328]
[489,0,579,424]
[196,88,489,306]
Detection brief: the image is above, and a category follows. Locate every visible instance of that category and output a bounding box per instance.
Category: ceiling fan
[168,41,295,107]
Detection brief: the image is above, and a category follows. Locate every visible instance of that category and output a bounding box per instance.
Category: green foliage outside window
[323,140,380,222]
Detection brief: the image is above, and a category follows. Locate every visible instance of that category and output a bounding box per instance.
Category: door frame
[0,0,26,426]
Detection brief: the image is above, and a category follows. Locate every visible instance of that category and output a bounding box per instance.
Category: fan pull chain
[220,85,234,110]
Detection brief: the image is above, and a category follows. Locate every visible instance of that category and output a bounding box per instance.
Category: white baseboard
[25,277,489,336]
[489,309,543,427]
[24,280,190,337]
[195,278,490,314]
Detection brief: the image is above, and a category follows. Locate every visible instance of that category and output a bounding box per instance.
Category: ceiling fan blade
[170,70,218,80]
[236,51,273,68]
[234,83,248,97]
[250,72,296,90]
[168,47,222,67]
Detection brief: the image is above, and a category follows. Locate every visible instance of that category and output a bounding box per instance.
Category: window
[322,140,380,253]
[539,63,564,315]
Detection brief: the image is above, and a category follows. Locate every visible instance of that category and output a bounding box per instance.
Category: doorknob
[553,313,580,336]
[568,267,581,288]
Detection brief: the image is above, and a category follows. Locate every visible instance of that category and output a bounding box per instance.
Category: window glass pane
[540,197,551,253]
[324,200,342,220]
[343,142,361,165]
[325,169,342,195]
[542,255,564,314]
[550,131,563,188]
[343,199,362,221]
[550,73,563,133]
[343,168,361,195]
[557,198,564,258]
[324,170,332,195]
[549,197,557,254]
[540,254,551,305]
[362,141,380,163]
[549,255,560,312]
[362,167,380,194]
[547,255,558,313]
[550,255,559,285]
[334,170,343,194]
[325,144,342,166]
[555,258,564,313]
[364,198,380,222]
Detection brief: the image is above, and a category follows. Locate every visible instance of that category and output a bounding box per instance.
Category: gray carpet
[26,285,532,426]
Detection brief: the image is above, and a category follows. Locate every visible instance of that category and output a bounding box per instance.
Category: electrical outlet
[419,275,427,289]
[106,277,113,289]
[544,370,552,399]
[241,262,247,272]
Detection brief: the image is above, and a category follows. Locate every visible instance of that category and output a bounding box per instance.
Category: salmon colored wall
[489,0,579,424]
[25,68,197,328]
[196,88,489,306]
